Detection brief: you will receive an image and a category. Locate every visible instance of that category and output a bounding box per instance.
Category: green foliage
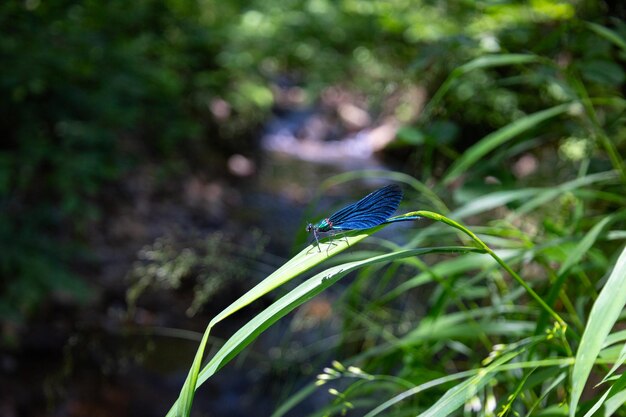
[165,3,626,416]
[4,0,626,414]
[0,0,270,320]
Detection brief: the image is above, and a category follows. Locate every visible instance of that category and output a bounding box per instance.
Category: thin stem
[406,211,567,329]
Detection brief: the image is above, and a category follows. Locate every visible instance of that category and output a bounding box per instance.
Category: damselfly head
[305,223,313,233]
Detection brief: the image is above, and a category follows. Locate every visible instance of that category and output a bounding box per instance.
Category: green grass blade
[407,211,566,327]
[173,229,375,417]
[535,214,618,334]
[450,189,539,219]
[269,383,317,417]
[582,387,611,417]
[379,251,503,303]
[584,372,626,417]
[600,343,626,385]
[604,386,626,416]
[364,370,477,417]
[196,247,478,383]
[569,245,626,416]
[416,349,524,417]
[451,171,618,221]
[511,171,619,217]
[425,54,542,119]
[455,54,542,74]
[442,103,572,186]
[604,330,626,348]
[585,21,626,52]
[557,214,621,277]
[175,327,211,417]
[167,246,480,416]
[212,229,375,325]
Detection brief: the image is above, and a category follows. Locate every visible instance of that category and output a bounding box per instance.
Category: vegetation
[3,0,626,416]
[166,2,626,417]
[1,0,270,321]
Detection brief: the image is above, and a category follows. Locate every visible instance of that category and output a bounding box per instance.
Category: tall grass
[167,26,626,417]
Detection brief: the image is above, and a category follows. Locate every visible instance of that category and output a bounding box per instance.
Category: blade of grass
[442,103,573,186]
[424,54,542,120]
[526,370,568,415]
[416,348,530,417]
[535,213,619,334]
[397,211,567,329]
[584,372,626,417]
[569,245,626,416]
[270,383,317,417]
[585,21,626,53]
[167,245,481,417]
[599,343,626,385]
[364,370,477,417]
[511,171,619,217]
[450,188,539,219]
[401,314,535,345]
[379,251,502,304]
[567,72,626,185]
[604,385,626,416]
[174,228,379,417]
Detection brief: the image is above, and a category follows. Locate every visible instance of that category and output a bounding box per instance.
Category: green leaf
[451,188,539,219]
[512,171,619,217]
[416,348,525,417]
[579,59,625,87]
[173,228,378,417]
[167,246,480,417]
[396,126,427,145]
[604,386,626,416]
[599,343,626,385]
[569,245,626,416]
[442,103,573,186]
[455,54,542,74]
[535,213,617,334]
[585,22,626,53]
[425,54,542,119]
[584,372,626,417]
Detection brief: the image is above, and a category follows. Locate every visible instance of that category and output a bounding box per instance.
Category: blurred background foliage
[1,0,625,414]
[1,0,623,326]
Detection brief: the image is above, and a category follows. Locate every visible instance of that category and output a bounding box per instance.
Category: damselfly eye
[306,223,312,232]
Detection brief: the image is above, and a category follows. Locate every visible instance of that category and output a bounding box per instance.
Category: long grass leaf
[442,103,572,186]
[379,251,502,303]
[535,214,617,334]
[456,54,542,74]
[451,189,539,219]
[408,211,566,326]
[167,246,481,416]
[604,387,626,416]
[585,22,626,52]
[511,171,619,217]
[569,245,626,416]
[585,372,626,417]
[600,343,626,385]
[416,349,524,417]
[269,383,317,417]
[582,388,611,417]
[174,229,375,416]
[364,370,477,417]
[425,54,541,119]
